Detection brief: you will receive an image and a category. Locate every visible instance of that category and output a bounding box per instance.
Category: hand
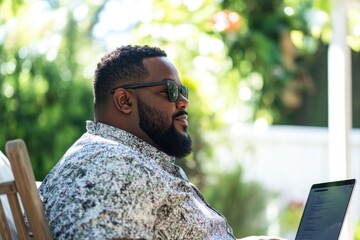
[238,236,288,240]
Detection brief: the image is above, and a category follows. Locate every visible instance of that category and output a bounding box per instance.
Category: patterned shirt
[39,121,235,240]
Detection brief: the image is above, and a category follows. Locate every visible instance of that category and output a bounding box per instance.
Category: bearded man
[39,45,286,240]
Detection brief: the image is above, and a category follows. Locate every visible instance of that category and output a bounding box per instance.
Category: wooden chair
[0,139,53,240]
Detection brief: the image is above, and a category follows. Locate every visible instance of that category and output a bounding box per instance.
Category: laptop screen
[295,179,356,240]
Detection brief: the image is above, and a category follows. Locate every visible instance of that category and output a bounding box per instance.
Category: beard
[137,98,192,158]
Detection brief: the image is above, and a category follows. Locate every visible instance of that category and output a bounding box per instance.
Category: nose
[176,93,189,109]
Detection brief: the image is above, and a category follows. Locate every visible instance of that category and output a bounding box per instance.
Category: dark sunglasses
[111,80,188,102]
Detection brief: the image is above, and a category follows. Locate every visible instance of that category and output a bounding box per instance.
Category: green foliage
[219,0,319,125]
[0,0,24,18]
[0,1,96,179]
[356,220,360,240]
[202,166,270,237]
[0,45,94,180]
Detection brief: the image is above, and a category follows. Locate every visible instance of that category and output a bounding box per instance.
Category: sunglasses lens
[168,82,179,102]
[166,81,188,102]
[181,86,188,99]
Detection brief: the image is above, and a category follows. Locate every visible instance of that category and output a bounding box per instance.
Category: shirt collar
[86,120,175,165]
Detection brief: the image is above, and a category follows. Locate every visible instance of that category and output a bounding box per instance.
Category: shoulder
[51,133,146,176]
[40,136,165,198]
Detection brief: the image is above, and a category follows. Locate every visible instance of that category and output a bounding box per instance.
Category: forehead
[143,57,181,84]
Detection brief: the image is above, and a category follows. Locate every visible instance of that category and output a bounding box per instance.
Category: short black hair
[94,45,167,106]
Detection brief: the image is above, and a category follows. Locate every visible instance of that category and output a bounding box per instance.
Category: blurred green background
[1,0,359,238]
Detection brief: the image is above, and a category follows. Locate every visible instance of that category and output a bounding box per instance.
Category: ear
[113,89,133,114]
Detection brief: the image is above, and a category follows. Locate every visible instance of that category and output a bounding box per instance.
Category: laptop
[295,178,356,240]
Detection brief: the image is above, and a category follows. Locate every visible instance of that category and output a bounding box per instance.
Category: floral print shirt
[39,121,235,240]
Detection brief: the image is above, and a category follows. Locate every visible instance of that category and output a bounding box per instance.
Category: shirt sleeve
[152,181,234,240]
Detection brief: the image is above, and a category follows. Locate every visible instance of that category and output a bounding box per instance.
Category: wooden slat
[5,139,53,240]
[7,192,29,239]
[0,181,17,195]
[0,200,12,240]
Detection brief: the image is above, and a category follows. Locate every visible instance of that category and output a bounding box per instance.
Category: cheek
[153,102,175,122]
[151,105,173,126]
[164,110,174,125]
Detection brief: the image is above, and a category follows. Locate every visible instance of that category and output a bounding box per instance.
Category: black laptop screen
[295,179,356,240]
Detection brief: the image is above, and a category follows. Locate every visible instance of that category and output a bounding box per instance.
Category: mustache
[173,110,188,119]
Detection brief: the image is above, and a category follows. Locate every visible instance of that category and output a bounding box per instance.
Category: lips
[174,113,188,126]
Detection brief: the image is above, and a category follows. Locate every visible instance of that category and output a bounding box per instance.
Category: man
[39,45,285,240]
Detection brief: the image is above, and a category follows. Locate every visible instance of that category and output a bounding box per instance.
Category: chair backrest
[0,139,53,240]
